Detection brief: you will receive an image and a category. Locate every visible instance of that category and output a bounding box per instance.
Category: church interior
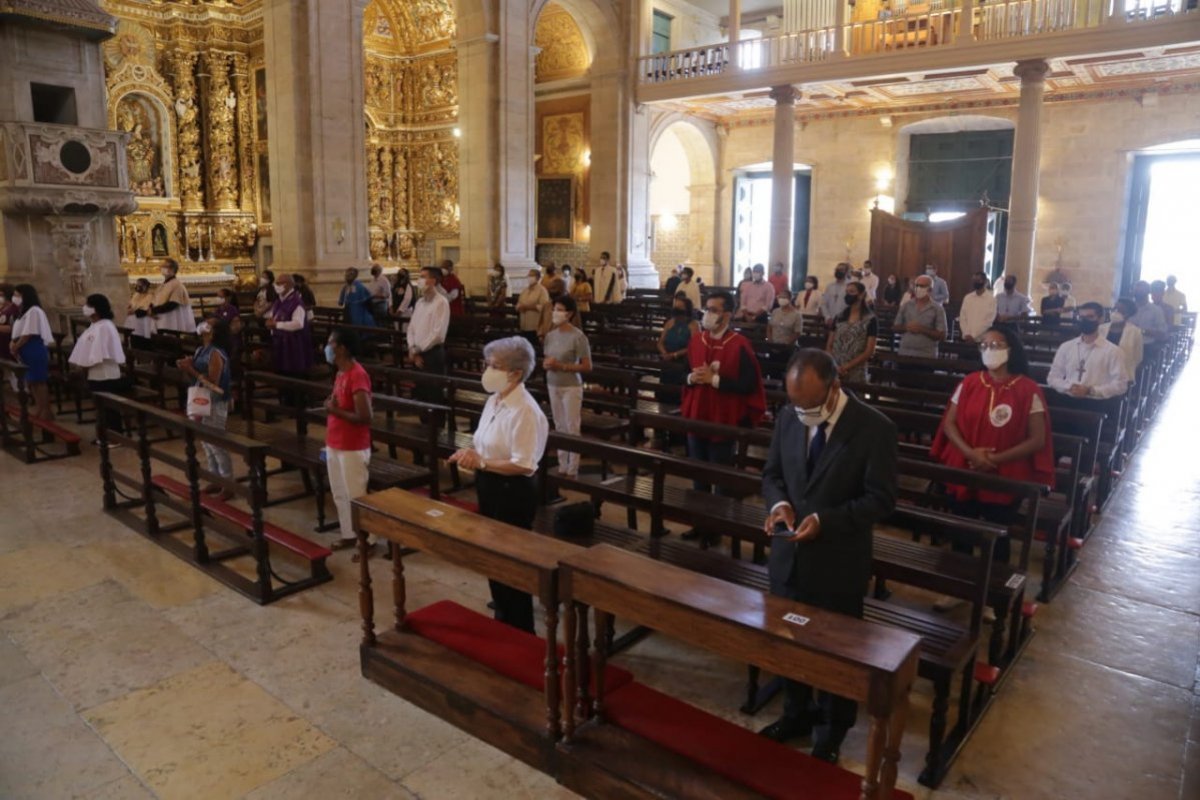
[1,0,1199,798]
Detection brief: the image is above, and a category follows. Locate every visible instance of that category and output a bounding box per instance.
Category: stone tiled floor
[1,358,1198,799]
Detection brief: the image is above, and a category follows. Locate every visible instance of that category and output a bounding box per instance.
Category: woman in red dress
[931,325,1055,567]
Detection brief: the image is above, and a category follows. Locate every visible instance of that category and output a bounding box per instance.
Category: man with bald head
[758,349,897,764]
[893,272,947,358]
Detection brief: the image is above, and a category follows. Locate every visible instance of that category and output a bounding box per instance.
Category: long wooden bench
[557,545,920,800]
[93,392,332,604]
[0,359,82,463]
[352,489,604,772]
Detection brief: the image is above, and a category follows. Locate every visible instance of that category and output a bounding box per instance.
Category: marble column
[768,85,797,276]
[1005,59,1049,289]
[262,0,370,297]
[456,32,499,279]
[496,5,539,288]
[729,0,741,67]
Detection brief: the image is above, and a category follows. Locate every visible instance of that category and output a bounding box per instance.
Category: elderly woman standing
[178,318,234,498]
[125,278,157,350]
[449,337,548,633]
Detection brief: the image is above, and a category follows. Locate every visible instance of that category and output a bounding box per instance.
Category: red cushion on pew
[3,404,82,444]
[603,682,914,800]
[1022,600,1039,618]
[407,487,480,515]
[974,662,1001,686]
[405,600,632,694]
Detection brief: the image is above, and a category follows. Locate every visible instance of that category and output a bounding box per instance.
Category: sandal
[330,538,357,551]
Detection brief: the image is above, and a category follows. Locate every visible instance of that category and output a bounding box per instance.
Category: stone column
[456,32,499,277]
[231,53,256,213]
[496,6,539,286]
[167,51,204,211]
[202,50,239,211]
[768,85,797,276]
[956,0,976,44]
[1005,59,1049,289]
[263,0,370,296]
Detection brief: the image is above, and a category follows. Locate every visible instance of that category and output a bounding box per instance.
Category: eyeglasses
[978,342,1009,351]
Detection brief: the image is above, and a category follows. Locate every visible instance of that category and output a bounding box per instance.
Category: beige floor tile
[942,647,1189,800]
[83,661,335,800]
[0,631,39,687]
[86,773,158,800]
[243,746,415,800]
[0,544,104,613]
[401,736,578,800]
[0,675,130,798]
[3,580,214,710]
[79,537,220,608]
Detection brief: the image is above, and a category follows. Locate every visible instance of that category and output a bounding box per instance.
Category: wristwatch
[479,458,488,472]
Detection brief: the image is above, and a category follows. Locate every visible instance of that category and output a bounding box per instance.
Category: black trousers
[414,345,447,407]
[780,587,864,743]
[88,377,130,434]
[950,498,1018,565]
[475,471,537,633]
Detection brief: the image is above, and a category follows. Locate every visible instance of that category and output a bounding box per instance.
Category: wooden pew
[352,489,599,772]
[94,392,332,604]
[556,545,920,800]
[0,358,82,463]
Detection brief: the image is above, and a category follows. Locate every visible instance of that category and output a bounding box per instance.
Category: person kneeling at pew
[324,328,379,560]
[449,336,549,634]
[759,348,898,764]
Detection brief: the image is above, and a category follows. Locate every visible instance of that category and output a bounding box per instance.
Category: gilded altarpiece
[363,0,459,264]
[102,3,264,285]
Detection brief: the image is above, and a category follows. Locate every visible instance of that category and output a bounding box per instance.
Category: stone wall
[651,214,691,282]
[719,88,1200,309]
[535,242,591,271]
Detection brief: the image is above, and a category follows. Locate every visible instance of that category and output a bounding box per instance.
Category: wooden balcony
[637,1,1200,104]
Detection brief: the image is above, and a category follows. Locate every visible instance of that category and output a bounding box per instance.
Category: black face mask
[835,271,847,281]
[672,308,688,317]
[972,280,986,290]
[845,294,859,305]
[1078,318,1100,335]
[1004,282,1017,292]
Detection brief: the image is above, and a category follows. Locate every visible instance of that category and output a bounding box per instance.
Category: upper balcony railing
[639,0,1199,88]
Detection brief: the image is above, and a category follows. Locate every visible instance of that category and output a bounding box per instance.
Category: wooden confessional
[868,207,1005,302]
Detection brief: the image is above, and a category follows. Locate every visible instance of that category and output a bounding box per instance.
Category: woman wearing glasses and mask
[931,325,1055,573]
[449,337,548,633]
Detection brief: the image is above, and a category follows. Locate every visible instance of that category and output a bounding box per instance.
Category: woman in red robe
[931,325,1055,567]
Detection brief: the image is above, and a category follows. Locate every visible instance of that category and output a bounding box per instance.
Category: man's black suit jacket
[762,393,898,596]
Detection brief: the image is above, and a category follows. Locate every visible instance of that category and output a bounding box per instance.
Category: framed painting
[536,175,574,243]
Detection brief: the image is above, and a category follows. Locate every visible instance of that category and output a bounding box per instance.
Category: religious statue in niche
[151,223,169,257]
[255,68,268,140]
[420,62,455,107]
[116,95,165,196]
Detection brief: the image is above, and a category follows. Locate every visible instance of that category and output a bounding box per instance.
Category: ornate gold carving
[392,144,407,230]
[115,95,166,197]
[542,112,586,176]
[203,50,239,211]
[366,0,453,54]
[366,142,383,228]
[232,53,256,214]
[366,57,392,112]
[167,50,204,210]
[535,3,590,84]
[418,59,456,107]
[410,139,457,234]
[103,19,155,71]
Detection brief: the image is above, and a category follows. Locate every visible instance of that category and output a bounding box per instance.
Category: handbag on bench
[553,501,595,539]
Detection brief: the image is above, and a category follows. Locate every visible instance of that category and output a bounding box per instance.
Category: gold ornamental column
[203,50,240,211]
[392,144,407,231]
[231,53,257,213]
[378,145,394,237]
[168,51,205,212]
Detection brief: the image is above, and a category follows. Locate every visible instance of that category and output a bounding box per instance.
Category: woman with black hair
[254,269,278,318]
[826,280,878,382]
[69,294,127,438]
[178,317,234,497]
[931,324,1055,580]
[9,284,54,420]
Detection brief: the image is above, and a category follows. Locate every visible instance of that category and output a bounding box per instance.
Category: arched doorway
[1121,138,1200,296]
[648,117,719,285]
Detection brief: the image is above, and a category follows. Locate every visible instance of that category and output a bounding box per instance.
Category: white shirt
[473,384,549,475]
[69,319,125,381]
[12,305,53,342]
[407,290,450,354]
[861,272,879,299]
[272,290,308,332]
[594,264,619,303]
[678,279,701,309]
[958,290,998,341]
[797,287,823,316]
[1048,336,1130,399]
[368,275,391,301]
[770,388,849,516]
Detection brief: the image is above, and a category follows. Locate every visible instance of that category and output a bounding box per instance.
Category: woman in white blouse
[69,294,127,440]
[449,336,549,633]
[9,283,55,420]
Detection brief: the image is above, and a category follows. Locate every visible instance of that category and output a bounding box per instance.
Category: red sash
[680,330,766,432]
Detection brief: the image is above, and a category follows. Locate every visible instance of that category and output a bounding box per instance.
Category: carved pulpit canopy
[0,0,118,38]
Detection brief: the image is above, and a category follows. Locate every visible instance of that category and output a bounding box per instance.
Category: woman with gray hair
[449,336,548,632]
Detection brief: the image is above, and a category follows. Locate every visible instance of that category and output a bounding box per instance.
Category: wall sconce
[658,213,678,233]
[581,149,591,167]
[873,166,894,193]
[332,217,345,245]
[453,127,462,138]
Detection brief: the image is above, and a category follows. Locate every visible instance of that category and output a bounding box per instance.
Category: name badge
[425,509,444,518]
[782,612,810,626]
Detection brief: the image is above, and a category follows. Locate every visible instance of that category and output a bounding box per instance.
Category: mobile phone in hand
[771,521,794,537]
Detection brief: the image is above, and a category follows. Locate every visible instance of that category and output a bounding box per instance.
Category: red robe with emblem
[931,371,1056,504]
[680,329,766,433]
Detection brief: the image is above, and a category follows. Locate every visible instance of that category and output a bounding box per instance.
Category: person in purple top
[266,273,314,407]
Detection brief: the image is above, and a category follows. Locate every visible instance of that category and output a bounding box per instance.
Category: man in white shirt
[1047,302,1130,399]
[677,267,702,308]
[593,251,620,305]
[367,263,392,324]
[860,260,880,301]
[925,264,950,306]
[995,275,1033,322]
[957,270,997,342]
[821,264,850,321]
[407,266,451,409]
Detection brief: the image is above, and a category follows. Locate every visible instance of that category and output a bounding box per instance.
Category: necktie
[807,422,828,475]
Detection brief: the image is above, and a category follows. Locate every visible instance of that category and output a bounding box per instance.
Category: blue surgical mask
[324,344,337,365]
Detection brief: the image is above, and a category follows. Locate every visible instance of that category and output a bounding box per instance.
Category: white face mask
[274,283,285,296]
[701,310,723,332]
[863,268,872,275]
[12,294,23,307]
[196,322,212,335]
[913,286,930,299]
[795,387,835,428]
[779,297,791,308]
[259,277,269,287]
[981,348,1009,370]
[0,295,7,305]
[161,269,172,279]
[82,304,95,317]
[925,268,935,277]
[1111,311,1125,323]
[481,367,513,394]
[551,310,569,326]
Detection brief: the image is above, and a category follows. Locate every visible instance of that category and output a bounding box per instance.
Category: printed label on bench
[782,612,810,626]
[1005,574,1024,590]
[425,509,445,518]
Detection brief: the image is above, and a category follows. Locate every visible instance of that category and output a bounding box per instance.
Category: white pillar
[497,7,538,279]
[263,0,370,299]
[1005,59,1049,290]
[768,85,797,275]
[457,32,499,280]
[729,0,741,68]
[956,0,976,44]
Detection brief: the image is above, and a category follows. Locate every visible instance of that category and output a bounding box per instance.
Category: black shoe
[811,742,841,764]
[758,716,813,743]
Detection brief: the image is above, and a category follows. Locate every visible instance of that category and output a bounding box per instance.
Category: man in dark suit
[758,348,898,763]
